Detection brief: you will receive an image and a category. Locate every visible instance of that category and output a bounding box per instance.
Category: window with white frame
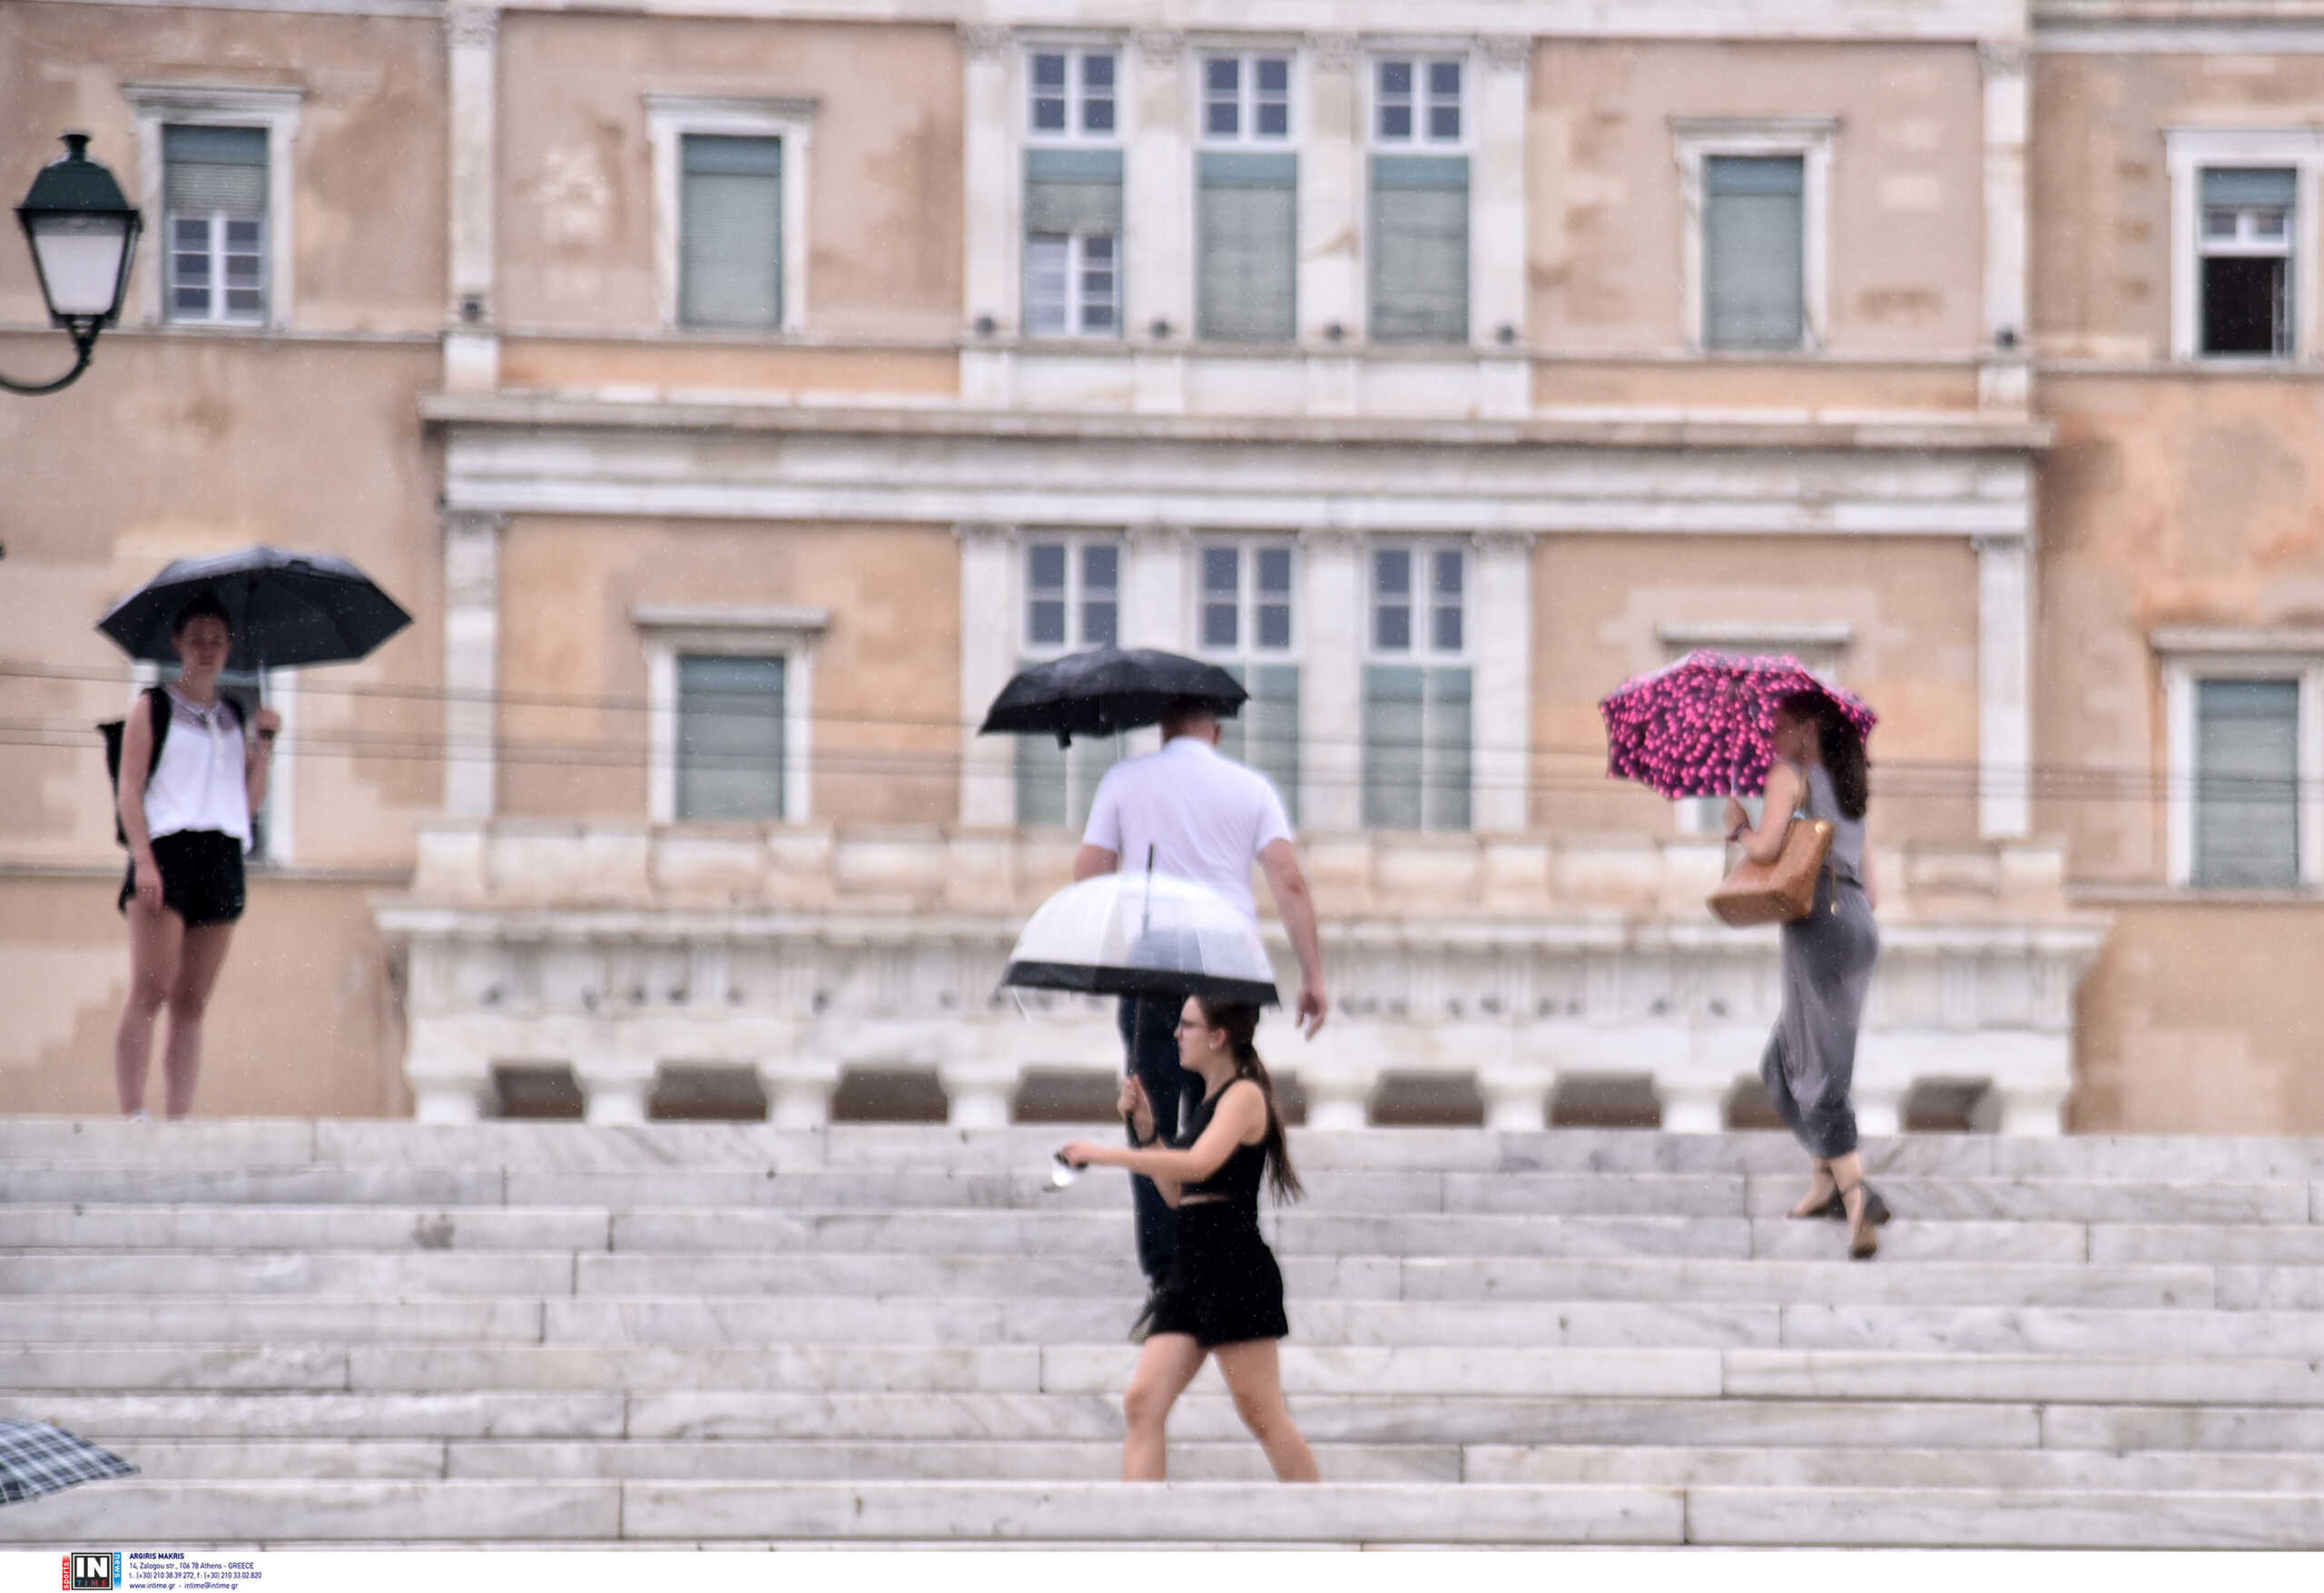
[127,84,301,330]
[2199,168,2295,358]
[1659,631,1848,834]
[1017,536,1124,827]
[1364,542,1471,831]
[2162,641,2324,891]
[647,97,815,334]
[1368,57,1469,344]
[1196,539,1300,818]
[1029,47,1118,139]
[1675,120,1833,355]
[1196,53,1296,343]
[638,605,822,825]
[1025,47,1124,339]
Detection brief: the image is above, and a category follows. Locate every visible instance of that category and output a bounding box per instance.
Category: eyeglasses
[1173,1019,1216,1036]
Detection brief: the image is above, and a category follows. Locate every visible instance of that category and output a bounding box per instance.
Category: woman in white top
[113,593,280,1118]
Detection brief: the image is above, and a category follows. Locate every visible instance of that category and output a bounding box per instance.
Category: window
[1196,540,1300,819]
[162,125,269,324]
[1704,155,1806,351]
[675,654,788,821]
[2193,679,2300,886]
[679,134,783,329]
[1197,54,1296,344]
[1017,536,1124,827]
[2199,168,2295,358]
[1364,543,1470,831]
[1029,48,1118,140]
[647,97,816,335]
[1369,58,1468,345]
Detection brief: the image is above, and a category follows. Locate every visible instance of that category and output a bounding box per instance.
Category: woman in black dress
[1060,994,1318,1482]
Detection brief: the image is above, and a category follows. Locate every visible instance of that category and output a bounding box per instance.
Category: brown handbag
[1708,813,1836,928]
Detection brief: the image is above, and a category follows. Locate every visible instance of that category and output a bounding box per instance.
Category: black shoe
[1797,1183,1891,1226]
[1128,1291,1161,1344]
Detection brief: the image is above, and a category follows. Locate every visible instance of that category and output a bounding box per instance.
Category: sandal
[1839,1180,1880,1261]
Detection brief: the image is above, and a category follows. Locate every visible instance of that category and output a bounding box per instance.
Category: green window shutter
[681,134,783,329]
[2201,168,2297,208]
[1024,147,1124,233]
[676,654,786,821]
[1197,152,1296,343]
[1427,666,1472,832]
[2195,679,2300,887]
[1369,154,1468,344]
[163,124,267,212]
[1704,154,1805,350]
[1216,663,1302,823]
[1363,664,1426,830]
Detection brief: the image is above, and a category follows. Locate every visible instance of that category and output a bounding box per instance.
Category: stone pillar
[1301,33,1363,411]
[1473,38,1531,333]
[759,1058,841,1128]
[576,1050,655,1125]
[1997,1084,2067,1136]
[1471,531,1534,833]
[1302,1061,1379,1132]
[1976,533,2033,841]
[445,5,500,392]
[442,510,505,819]
[1978,39,2031,410]
[1659,1083,1728,1136]
[939,1059,1021,1126]
[1128,30,1193,351]
[1299,527,1364,833]
[1478,1062,1552,1131]
[958,523,1019,826]
[1852,1084,1905,1139]
[1124,523,1189,651]
[961,25,1017,404]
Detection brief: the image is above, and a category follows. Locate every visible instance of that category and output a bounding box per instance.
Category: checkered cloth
[0,1421,136,1506]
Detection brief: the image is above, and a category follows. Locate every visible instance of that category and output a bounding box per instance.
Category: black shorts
[1147,1203,1289,1349]
[120,830,246,928]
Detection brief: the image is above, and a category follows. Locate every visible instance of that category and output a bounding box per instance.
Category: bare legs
[114,903,232,1118]
[1788,1157,1837,1218]
[1121,1333,1319,1482]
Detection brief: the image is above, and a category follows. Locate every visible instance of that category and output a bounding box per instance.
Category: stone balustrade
[378,820,2107,1134]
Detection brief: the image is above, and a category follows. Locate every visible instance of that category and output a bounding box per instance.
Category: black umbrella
[978,647,1246,748]
[97,546,411,674]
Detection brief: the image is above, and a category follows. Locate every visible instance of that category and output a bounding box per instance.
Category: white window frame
[2157,631,2324,890]
[646,95,817,336]
[1672,116,1836,355]
[1024,231,1121,339]
[125,83,302,330]
[1367,52,1471,152]
[1024,44,1125,145]
[1364,537,1472,832]
[1657,622,1854,835]
[1198,50,1297,148]
[635,604,826,825]
[2164,128,2324,362]
[126,664,296,866]
[1194,536,1302,813]
[1019,532,1125,657]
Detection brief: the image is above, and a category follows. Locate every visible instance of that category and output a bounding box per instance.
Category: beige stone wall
[1533,358,1981,412]
[2073,900,2324,1134]
[0,3,446,334]
[1531,534,1984,844]
[0,871,407,1116]
[2033,51,2324,361]
[499,339,960,398]
[1531,40,1987,362]
[496,516,961,825]
[496,14,965,342]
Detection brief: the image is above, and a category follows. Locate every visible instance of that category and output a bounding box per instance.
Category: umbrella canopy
[1002,870,1279,1007]
[979,647,1246,748]
[1600,650,1877,801]
[98,546,412,673]
[0,1420,135,1507]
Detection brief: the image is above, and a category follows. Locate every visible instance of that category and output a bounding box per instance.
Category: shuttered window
[1198,542,1301,820]
[1025,148,1123,337]
[1704,154,1806,350]
[680,134,783,329]
[676,654,787,821]
[1016,537,1125,828]
[1363,545,1471,831]
[2199,167,2295,357]
[164,124,268,324]
[1197,152,1296,343]
[2194,678,2300,887]
[1370,155,1469,344]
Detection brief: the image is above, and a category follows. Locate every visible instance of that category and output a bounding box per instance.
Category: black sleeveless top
[1176,1076,1270,1205]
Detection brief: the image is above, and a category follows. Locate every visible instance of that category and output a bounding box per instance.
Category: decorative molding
[1479,34,1535,69]
[1469,529,1537,557]
[960,24,1014,61]
[645,96,819,336]
[445,4,498,47]
[632,602,832,634]
[1671,117,1838,357]
[2152,625,2324,656]
[1135,28,1186,66]
[952,520,1019,547]
[123,82,305,333]
[1307,32,1362,72]
[1125,521,1193,548]
[1976,37,2030,74]
[1658,619,1856,648]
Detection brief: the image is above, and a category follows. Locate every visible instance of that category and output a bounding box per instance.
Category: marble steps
[4,1477,2323,1549]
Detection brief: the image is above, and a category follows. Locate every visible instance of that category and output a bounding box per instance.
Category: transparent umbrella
[1001,868,1279,1008]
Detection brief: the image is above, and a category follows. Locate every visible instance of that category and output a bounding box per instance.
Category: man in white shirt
[1074,698,1328,1334]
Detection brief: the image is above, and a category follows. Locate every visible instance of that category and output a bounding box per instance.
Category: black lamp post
[2,133,143,397]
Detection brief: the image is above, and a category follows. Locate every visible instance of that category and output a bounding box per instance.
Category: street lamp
[2,133,142,397]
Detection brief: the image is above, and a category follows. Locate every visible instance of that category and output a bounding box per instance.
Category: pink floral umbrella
[1600,650,1877,801]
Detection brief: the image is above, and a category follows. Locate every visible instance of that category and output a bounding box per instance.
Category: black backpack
[98,687,242,847]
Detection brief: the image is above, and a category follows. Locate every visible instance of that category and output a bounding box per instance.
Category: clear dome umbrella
[1001,867,1280,1008]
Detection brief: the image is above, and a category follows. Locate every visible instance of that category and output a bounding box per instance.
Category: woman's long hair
[1783,693,1870,821]
[1189,996,1304,1204]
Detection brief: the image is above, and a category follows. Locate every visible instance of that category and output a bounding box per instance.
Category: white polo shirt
[1081,736,1294,925]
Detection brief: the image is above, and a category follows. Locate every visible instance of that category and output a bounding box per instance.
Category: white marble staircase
[2,1120,2321,1548]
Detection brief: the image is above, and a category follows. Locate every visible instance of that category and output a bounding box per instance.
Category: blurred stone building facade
[1,0,2316,1133]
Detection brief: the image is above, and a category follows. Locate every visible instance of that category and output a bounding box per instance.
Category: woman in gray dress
[1725,693,1886,1261]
